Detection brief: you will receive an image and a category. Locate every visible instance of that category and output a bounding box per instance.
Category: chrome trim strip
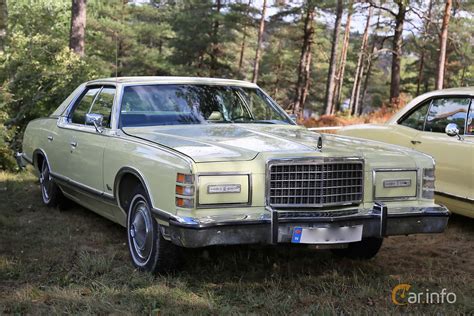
[372,168,419,201]
[195,172,252,208]
[32,148,52,172]
[435,191,474,203]
[20,152,33,164]
[50,172,116,203]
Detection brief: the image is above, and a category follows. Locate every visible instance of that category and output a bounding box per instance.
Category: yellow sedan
[337,87,474,218]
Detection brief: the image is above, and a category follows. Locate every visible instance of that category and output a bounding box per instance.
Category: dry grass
[1,171,473,315]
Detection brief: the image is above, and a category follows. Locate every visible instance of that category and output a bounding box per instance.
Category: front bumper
[162,203,450,248]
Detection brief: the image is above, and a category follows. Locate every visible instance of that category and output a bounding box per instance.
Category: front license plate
[291,225,363,244]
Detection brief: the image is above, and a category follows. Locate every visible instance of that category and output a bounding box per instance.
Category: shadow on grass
[1,171,473,314]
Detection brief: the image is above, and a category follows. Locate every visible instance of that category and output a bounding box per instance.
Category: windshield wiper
[232,120,281,124]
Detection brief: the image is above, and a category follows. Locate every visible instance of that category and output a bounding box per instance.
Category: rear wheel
[39,159,63,207]
[332,237,383,260]
[126,186,179,273]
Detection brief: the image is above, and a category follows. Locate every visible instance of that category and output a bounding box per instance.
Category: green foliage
[0,0,473,170]
[0,0,109,168]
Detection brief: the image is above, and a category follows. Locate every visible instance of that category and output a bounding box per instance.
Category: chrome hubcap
[130,201,153,261]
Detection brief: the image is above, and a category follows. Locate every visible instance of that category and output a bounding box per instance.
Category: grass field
[1,171,473,315]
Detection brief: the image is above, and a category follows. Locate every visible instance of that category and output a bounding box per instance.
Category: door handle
[47,135,53,142]
[70,141,77,148]
[411,140,422,145]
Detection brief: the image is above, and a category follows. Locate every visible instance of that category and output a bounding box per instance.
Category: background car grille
[268,160,364,208]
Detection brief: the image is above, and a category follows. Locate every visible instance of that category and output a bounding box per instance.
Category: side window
[89,87,115,128]
[399,100,430,131]
[467,99,474,135]
[70,87,101,125]
[424,98,470,134]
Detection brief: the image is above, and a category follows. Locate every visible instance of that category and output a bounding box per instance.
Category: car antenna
[115,30,118,82]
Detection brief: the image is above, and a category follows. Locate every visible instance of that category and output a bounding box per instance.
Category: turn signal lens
[422,168,435,199]
[176,197,194,208]
[176,185,194,196]
[177,173,194,184]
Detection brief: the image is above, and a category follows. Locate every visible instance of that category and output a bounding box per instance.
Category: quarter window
[89,87,115,128]
[424,98,470,134]
[70,87,101,125]
[399,100,430,131]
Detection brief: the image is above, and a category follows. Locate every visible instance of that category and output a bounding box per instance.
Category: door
[410,97,474,202]
[62,85,116,193]
[391,99,432,148]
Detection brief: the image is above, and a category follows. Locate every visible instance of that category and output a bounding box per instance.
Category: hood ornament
[317,135,323,151]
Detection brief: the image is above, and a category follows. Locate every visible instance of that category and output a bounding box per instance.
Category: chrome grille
[268,159,364,207]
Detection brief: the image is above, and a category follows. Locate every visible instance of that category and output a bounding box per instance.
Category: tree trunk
[349,6,372,116]
[0,0,7,53]
[238,0,252,76]
[435,0,452,90]
[69,0,87,56]
[389,0,406,105]
[332,0,353,114]
[416,0,432,96]
[272,39,283,99]
[210,0,222,76]
[324,0,343,115]
[292,3,315,116]
[251,0,267,83]
[360,13,381,110]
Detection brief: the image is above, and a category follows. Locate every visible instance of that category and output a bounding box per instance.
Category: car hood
[122,124,421,166]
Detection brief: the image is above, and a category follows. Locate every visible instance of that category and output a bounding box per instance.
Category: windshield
[119,84,292,127]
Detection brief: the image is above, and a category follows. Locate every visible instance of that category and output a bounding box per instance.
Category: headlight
[373,170,417,200]
[198,174,250,206]
[422,168,435,199]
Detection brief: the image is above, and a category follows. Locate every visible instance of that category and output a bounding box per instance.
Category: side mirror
[289,114,298,123]
[85,113,104,133]
[445,123,463,140]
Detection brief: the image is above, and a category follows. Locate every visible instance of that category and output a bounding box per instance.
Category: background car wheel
[126,186,180,274]
[331,237,383,260]
[39,159,64,207]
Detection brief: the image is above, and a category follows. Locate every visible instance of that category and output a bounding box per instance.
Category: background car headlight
[422,168,435,199]
[198,174,250,206]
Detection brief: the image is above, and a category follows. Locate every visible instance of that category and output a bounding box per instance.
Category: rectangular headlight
[198,175,249,206]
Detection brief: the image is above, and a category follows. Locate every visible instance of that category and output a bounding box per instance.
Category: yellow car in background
[337,87,474,218]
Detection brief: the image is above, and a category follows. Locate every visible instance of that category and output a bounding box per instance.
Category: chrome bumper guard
[165,203,449,248]
[14,152,27,169]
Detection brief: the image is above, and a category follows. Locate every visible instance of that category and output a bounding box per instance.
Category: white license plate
[291,225,363,244]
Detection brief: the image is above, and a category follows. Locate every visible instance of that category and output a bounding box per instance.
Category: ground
[1,171,473,315]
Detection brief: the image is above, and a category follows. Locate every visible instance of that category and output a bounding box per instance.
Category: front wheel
[126,187,180,274]
[331,237,383,260]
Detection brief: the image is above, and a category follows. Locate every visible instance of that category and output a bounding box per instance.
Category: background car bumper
[163,204,450,248]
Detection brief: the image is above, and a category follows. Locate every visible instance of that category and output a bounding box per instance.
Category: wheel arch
[32,148,51,173]
[114,167,154,214]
